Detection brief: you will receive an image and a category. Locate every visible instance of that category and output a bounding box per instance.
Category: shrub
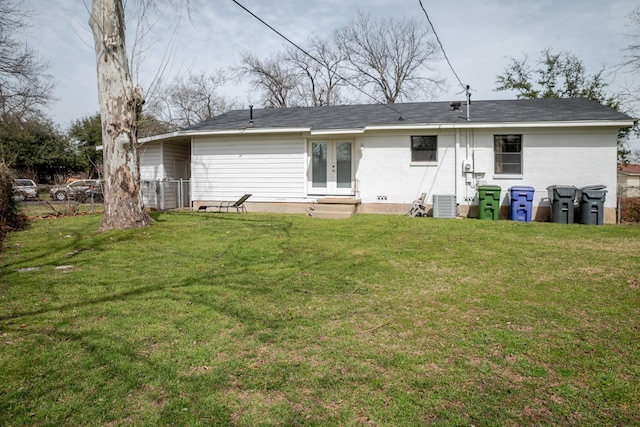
[0,162,28,247]
[620,197,640,223]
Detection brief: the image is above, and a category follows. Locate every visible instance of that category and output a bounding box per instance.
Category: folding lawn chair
[197,194,252,213]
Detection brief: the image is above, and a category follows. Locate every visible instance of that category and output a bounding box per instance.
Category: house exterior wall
[140,142,163,181]
[147,124,620,222]
[354,130,457,204]
[463,127,618,208]
[354,126,618,217]
[163,141,190,179]
[191,134,306,202]
[139,141,191,209]
[618,172,640,187]
[618,172,640,197]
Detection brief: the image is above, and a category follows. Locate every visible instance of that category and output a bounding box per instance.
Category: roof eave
[365,120,635,131]
[139,119,635,143]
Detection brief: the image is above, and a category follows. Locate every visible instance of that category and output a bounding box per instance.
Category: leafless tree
[149,69,239,129]
[285,36,346,106]
[620,7,640,161]
[623,7,640,73]
[237,51,300,108]
[89,0,150,230]
[0,0,55,120]
[333,11,444,104]
[88,0,190,230]
[620,7,640,111]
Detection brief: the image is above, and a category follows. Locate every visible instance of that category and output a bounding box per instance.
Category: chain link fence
[142,179,191,210]
[617,185,640,223]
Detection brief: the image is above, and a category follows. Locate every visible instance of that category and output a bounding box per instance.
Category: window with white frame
[411,136,437,162]
[494,134,522,174]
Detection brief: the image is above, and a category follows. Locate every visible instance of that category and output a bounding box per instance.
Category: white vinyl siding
[192,135,306,200]
[163,141,190,179]
[139,143,163,181]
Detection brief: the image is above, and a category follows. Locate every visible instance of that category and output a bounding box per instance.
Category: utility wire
[417,0,466,92]
[231,0,381,105]
[230,0,421,121]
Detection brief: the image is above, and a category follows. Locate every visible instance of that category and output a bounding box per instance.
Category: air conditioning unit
[432,194,457,218]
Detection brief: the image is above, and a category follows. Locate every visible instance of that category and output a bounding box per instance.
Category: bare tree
[149,69,238,129]
[334,11,443,104]
[89,0,150,230]
[621,7,640,161]
[0,0,55,120]
[285,36,346,106]
[623,7,640,74]
[237,51,300,108]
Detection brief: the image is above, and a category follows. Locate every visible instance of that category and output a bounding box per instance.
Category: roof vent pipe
[465,85,471,121]
[249,105,254,125]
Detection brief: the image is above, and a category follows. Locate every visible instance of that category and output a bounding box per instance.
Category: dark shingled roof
[180,98,634,133]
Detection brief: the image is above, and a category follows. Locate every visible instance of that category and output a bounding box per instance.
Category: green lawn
[1,212,639,426]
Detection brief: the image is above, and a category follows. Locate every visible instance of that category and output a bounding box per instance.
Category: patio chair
[197,194,252,213]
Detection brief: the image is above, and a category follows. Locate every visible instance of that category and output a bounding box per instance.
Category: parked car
[13,179,38,201]
[50,179,103,201]
[76,186,104,203]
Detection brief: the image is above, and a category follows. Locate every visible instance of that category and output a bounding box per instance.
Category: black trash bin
[547,185,577,224]
[578,185,607,225]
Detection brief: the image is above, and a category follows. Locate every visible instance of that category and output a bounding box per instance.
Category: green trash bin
[478,185,501,220]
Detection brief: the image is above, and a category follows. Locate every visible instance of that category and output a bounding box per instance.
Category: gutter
[139,119,635,144]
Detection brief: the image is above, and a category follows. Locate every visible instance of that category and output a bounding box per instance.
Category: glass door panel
[311,142,328,189]
[336,142,352,189]
[309,140,353,195]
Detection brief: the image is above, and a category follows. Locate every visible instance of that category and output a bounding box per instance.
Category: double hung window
[494,134,522,175]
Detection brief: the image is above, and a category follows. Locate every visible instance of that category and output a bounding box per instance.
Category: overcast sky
[25,0,640,134]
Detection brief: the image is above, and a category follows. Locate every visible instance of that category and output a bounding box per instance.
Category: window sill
[493,174,523,180]
[410,161,438,167]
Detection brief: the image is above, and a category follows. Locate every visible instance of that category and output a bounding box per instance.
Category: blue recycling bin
[509,186,535,222]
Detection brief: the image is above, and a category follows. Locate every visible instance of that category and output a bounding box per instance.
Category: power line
[230,0,420,119]
[230,0,381,105]
[417,0,466,92]
[417,0,471,119]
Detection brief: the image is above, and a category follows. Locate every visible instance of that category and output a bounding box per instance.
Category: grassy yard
[1,211,639,426]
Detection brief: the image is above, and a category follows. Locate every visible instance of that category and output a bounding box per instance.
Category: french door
[309,140,354,196]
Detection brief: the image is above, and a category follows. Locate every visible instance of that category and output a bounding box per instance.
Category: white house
[138,98,634,223]
[618,163,640,197]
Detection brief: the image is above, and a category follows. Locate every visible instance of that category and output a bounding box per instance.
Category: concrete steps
[307,198,361,219]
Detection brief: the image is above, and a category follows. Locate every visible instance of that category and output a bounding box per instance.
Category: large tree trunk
[89,0,150,230]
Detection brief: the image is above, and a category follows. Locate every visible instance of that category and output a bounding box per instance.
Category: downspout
[465,128,472,202]
[455,127,460,206]
[190,136,194,209]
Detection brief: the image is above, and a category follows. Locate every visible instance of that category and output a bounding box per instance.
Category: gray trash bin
[578,185,607,225]
[547,185,577,224]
